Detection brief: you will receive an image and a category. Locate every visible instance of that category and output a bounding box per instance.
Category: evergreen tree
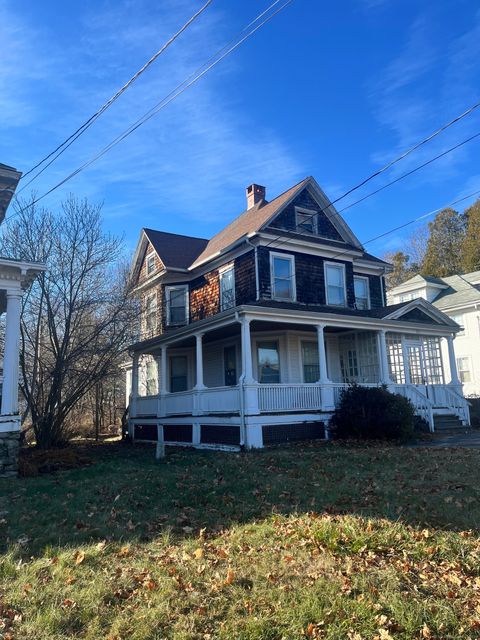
[421,208,466,277]
[462,199,480,273]
[384,251,413,288]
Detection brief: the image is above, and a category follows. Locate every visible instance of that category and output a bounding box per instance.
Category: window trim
[295,206,317,234]
[146,251,156,276]
[270,251,296,301]
[324,261,347,307]
[165,284,189,326]
[219,265,236,312]
[451,313,466,336]
[354,275,370,310]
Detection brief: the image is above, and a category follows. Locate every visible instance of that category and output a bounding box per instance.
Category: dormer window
[146,252,156,275]
[295,207,317,234]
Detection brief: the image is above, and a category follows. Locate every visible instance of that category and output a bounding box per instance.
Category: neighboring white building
[389,271,480,397]
[0,163,46,476]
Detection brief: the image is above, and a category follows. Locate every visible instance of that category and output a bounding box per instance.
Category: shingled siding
[234,251,256,305]
[258,246,356,308]
[190,270,220,323]
[138,241,163,285]
[364,273,384,309]
[266,188,343,242]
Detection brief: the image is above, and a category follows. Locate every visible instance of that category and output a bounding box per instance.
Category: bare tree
[0,196,136,448]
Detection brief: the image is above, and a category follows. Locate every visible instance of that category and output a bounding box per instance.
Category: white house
[125,177,470,450]
[389,271,480,397]
[0,163,46,476]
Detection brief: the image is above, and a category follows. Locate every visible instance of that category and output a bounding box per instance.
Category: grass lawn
[1,441,480,639]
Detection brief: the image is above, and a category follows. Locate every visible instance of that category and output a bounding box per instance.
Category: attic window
[146,252,156,275]
[295,207,317,234]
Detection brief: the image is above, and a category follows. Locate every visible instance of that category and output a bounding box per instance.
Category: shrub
[329,384,415,441]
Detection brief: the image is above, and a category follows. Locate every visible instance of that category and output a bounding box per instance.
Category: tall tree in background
[421,208,466,277]
[462,199,480,273]
[383,251,414,288]
[0,197,137,448]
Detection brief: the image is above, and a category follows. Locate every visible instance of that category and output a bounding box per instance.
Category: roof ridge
[144,227,208,242]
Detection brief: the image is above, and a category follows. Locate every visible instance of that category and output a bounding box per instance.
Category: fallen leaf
[73,550,85,565]
[224,569,235,585]
[194,548,204,559]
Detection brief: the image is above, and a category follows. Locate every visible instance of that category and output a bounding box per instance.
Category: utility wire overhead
[14,0,214,193]
[263,100,480,252]
[5,0,294,222]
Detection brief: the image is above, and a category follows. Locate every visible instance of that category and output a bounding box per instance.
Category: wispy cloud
[0,0,302,234]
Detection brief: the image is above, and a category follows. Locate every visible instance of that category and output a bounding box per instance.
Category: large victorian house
[126,177,469,449]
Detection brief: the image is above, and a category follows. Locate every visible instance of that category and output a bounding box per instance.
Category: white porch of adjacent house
[128,309,470,447]
[0,258,46,476]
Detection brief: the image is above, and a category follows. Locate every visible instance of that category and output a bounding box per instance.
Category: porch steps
[433,414,468,432]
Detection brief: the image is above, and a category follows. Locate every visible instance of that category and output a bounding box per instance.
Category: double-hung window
[354,276,370,310]
[325,263,346,306]
[456,357,471,383]
[270,253,295,301]
[220,267,235,311]
[144,292,157,335]
[166,285,188,325]
[146,252,156,276]
[295,207,317,234]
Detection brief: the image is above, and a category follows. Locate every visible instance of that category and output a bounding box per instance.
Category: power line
[263,100,480,252]
[13,0,214,194]
[5,0,294,222]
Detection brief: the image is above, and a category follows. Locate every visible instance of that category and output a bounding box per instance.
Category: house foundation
[0,431,20,477]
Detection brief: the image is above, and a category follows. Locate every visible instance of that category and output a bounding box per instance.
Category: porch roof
[129,298,458,355]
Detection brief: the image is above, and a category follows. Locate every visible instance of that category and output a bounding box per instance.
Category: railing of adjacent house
[199,386,240,413]
[393,384,434,431]
[258,384,322,412]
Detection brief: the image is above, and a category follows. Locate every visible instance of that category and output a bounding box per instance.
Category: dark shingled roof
[253,299,413,319]
[143,228,208,270]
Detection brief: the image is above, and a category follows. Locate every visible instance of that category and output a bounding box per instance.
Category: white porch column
[316,324,331,383]
[1,291,22,417]
[446,334,460,385]
[193,332,206,390]
[160,346,168,394]
[130,353,139,417]
[316,324,334,411]
[377,329,391,384]
[240,317,255,384]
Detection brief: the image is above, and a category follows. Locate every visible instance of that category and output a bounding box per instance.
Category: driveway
[410,429,480,448]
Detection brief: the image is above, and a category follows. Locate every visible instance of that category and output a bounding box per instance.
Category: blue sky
[1,0,480,257]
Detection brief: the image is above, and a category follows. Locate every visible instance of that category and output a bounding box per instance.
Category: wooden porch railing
[257,384,322,412]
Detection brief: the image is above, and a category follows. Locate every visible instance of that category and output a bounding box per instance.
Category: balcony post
[316,323,334,410]
[446,334,461,385]
[157,346,168,417]
[377,329,391,385]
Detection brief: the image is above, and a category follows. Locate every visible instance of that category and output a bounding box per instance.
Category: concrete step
[433,414,465,431]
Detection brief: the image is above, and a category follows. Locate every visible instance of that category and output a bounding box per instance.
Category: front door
[405,343,427,395]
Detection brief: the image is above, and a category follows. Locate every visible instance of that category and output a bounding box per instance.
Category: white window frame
[166,285,189,326]
[295,206,317,234]
[270,252,296,301]
[456,356,471,383]
[324,261,347,307]
[219,264,236,311]
[451,313,466,336]
[144,291,157,334]
[146,251,156,276]
[354,275,370,310]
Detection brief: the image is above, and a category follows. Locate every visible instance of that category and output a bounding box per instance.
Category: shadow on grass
[1,439,479,557]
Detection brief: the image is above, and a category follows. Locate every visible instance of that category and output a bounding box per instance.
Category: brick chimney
[246,184,266,210]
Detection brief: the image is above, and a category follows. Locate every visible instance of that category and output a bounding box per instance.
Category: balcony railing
[258,384,322,412]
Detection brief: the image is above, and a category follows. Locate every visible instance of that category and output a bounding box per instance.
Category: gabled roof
[190,176,364,269]
[0,163,22,224]
[433,273,480,311]
[143,228,208,270]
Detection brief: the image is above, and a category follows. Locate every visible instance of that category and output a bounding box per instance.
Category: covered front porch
[128,304,469,447]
